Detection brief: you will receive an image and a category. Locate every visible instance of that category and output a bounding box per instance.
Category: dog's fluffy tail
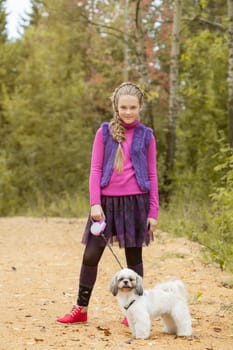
[172,280,188,298]
[155,279,188,299]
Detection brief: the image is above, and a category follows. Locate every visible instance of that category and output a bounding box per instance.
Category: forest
[0,0,232,272]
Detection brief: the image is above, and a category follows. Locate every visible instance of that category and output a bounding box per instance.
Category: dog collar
[124,300,136,310]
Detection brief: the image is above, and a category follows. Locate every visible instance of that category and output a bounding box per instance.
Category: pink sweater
[89,121,159,219]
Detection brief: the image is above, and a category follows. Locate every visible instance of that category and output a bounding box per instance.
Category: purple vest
[100,122,153,191]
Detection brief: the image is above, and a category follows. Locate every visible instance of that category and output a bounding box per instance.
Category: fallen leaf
[193,291,203,301]
[34,338,44,342]
[96,326,111,336]
[213,327,222,333]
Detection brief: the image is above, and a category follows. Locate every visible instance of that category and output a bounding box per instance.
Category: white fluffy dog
[110,268,192,339]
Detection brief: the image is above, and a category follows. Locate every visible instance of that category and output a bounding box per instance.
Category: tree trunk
[134,0,153,128]
[228,0,233,148]
[164,0,182,202]
[123,0,129,81]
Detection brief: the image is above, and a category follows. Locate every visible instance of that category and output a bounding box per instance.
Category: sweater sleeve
[89,127,104,206]
[147,135,159,219]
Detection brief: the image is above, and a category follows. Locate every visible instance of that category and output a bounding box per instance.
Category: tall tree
[123,0,130,81]
[28,0,43,26]
[0,0,9,138]
[164,0,182,200]
[0,1,23,213]
[133,0,153,128]
[228,0,233,148]
[173,0,228,200]
[0,0,7,43]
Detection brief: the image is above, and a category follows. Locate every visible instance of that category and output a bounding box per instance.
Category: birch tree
[123,0,130,81]
[164,0,182,199]
[134,0,153,127]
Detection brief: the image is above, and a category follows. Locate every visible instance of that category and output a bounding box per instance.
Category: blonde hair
[110,82,144,173]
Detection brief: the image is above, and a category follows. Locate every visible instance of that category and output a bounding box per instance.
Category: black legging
[77,243,143,306]
[82,244,143,272]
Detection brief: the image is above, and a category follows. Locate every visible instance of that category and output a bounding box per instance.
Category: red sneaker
[57,305,87,324]
[121,317,128,326]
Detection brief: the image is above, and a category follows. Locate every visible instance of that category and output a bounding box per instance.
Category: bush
[0,152,19,215]
[158,145,233,272]
[207,148,233,270]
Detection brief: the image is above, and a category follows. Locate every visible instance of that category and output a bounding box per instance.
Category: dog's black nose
[123,280,128,285]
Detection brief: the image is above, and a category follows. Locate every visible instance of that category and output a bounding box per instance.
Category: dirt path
[0,217,232,350]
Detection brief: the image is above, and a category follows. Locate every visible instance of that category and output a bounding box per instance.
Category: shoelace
[70,305,82,317]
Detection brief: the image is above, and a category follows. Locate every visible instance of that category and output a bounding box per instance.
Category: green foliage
[157,2,232,272]
[159,140,233,272]
[0,1,95,214]
[1,0,137,216]
[172,29,228,199]
[159,201,233,273]
[207,145,233,270]
[0,151,19,215]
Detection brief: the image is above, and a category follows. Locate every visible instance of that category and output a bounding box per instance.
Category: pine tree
[29,0,43,26]
[0,0,7,43]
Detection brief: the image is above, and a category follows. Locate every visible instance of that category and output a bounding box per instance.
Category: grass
[158,201,233,273]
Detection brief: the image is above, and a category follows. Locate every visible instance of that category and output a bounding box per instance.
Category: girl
[57,82,159,324]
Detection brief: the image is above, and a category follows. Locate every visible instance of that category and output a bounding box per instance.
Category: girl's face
[117,95,141,124]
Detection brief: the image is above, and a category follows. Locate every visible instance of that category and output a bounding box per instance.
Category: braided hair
[110,82,144,173]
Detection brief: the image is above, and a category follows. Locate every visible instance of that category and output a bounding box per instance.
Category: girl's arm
[147,135,159,221]
[89,128,105,220]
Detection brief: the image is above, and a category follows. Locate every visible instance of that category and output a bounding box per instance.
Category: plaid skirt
[82,193,153,248]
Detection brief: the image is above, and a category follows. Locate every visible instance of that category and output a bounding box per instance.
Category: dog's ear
[135,275,143,296]
[110,273,119,296]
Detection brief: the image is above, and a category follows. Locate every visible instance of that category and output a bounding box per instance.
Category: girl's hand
[147,217,158,233]
[90,204,105,221]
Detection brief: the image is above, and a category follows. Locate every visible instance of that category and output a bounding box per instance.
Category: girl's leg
[77,243,105,306]
[120,247,143,326]
[125,247,143,277]
[57,241,105,323]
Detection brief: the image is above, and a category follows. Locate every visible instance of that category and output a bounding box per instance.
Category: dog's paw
[126,336,136,344]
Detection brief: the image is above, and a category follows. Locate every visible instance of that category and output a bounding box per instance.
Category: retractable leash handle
[90,219,124,269]
[90,219,106,236]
